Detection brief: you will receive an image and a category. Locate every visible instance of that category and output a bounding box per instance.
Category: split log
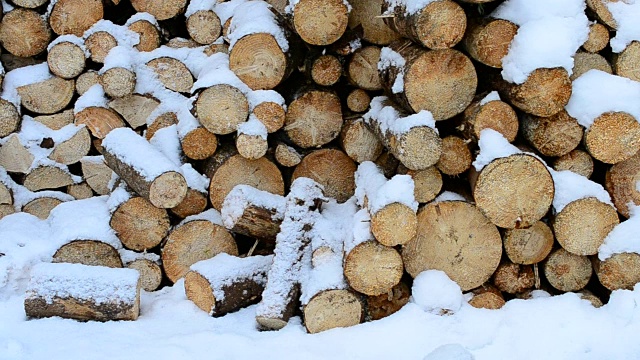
[346,89,371,113]
[347,0,401,45]
[292,149,356,203]
[23,197,65,219]
[170,188,208,219]
[544,248,592,292]
[606,152,640,218]
[521,110,583,157]
[0,99,21,138]
[49,0,103,36]
[0,9,51,57]
[365,282,410,321]
[0,182,12,206]
[125,258,162,292]
[594,253,640,291]
[583,23,610,53]
[553,150,594,179]
[110,197,170,251]
[467,284,505,310]
[284,89,343,149]
[307,54,343,87]
[52,240,124,268]
[340,118,384,164]
[436,136,472,176]
[209,154,284,210]
[109,95,160,129]
[186,254,272,316]
[47,40,86,79]
[146,57,194,93]
[255,178,324,330]
[81,156,115,195]
[34,110,74,131]
[290,0,349,46]
[221,185,285,243]
[586,112,640,164]
[25,263,140,321]
[146,112,178,140]
[344,239,404,296]
[397,165,442,204]
[102,128,188,208]
[194,84,249,135]
[462,18,518,68]
[402,201,502,291]
[378,41,477,120]
[275,143,302,167]
[76,71,101,95]
[128,19,161,52]
[187,10,222,45]
[48,126,92,165]
[363,97,442,170]
[24,166,75,191]
[85,32,117,64]
[18,77,75,115]
[586,0,617,29]
[494,67,572,117]
[571,52,612,80]
[347,46,382,91]
[492,260,535,294]
[162,212,239,283]
[67,182,94,200]
[460,95,518,142]
[0,134,34,173]
[613,41,640,82]
[503,220,554,265]
[130,0,187,20]
[181,127,218,160]
[101,67,137,99]
[354,161,417,247]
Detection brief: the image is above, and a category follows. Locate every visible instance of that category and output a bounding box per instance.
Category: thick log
[49,0,103,36]
[102,128,188,208]
[221,185,285,243]
[292,149,356,203]
[544,248,592,292]
[0,9,51,57]
[13,0,47,7]
[25,263,140,321]
[340,118,384,164]
[436,136,472,176]
[462,18,517,68]
[402,201,502,291]
[378,41,477,120]
[347,46,382,91]
[109,95,160,129]
[0,99,21,138]
[194,84,249,135]
[348,0,401,45]
[47,41,86,79]
[583,23,610,53]
[186,254,272,316]
[585,111,640,165]
[128,19,161,52]
[284,89,343,149]
[85,32,117,64]
[503,220,554,265]
[290,0,349,46]
[594,253,640,291]
[131,0,187,20]
[382,0,466,50]
[397,165,442,204]
[49,126,92,165]
[170,188,208,219]
[101,67,137,99]
[53,240,124,268]
[110,196,170,251]
[146,57,194,93]
[606,152,640,218]
[18,77,74,115]
[553,150,594,179]
[344,240,404,296]
[461,95,518,143]
[303,290,363,333]
[23,197,65,219]
[521,110,583,157]
[24,166,75,191]
[492,260,535,294]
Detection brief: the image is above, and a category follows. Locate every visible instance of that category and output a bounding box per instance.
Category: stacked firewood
[2,0,639,331]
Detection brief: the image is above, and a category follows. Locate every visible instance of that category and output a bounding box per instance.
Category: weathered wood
[345,240,403,296]
[503,220,554,265]
[110,197,170,251]
[521,110,583,157]
[85,32,117,64]
[76,71,101,95]
[468,284,505,310]
[571,52,612,81]
[101,67,137,99]
[493,260,535,294]
[275,143,302,167]
[292,149,356,203]
[18,77,75,115]
[0,9,51,57]
[346,89,371,113]
[221,185,284,243]
[170,188,208,219]
[49,0,103,36]
[0,134,34,173]
[126,258,162,292]
[365,281,410,321]
[24,166,75,191]
[461,96,518,143]
[23,197,65,219]
[67,182,94,200]
[613,41,640,82]
[131,0,187,20]
[0,182,12,205]
[583,23,610,53]
[194,84,249,135]
[109,95,160,129]
[544,248,592,292]
[348,0,401,45]
[47,41,86,79]
[81,157,115,195]
[187,10,222,45]
[340,118,384,164]
[75,107,126,139]
[594,253,640,291]
[34,110,74,130]
[146,112,178,140]
[129,19,161,52]
[0,99,21,138]
[586,0,617,29]
[284,90,343,149]
[585,112,640,165]
[49,127,92,165]
[463,18,517,68]
[53,240,123,268]
[397,165,442,204]
[303,290,363,333]
[0,204,16,220]
[181,127,218,160]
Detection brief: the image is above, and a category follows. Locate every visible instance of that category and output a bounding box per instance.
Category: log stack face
[0,0,636,330]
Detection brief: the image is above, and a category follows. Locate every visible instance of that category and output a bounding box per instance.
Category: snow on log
[185,253,272,317]
[397,165,442,204]
[221,185,286,243]
[460,92,518,143]
[236,116,268,160]
[340,117,384,164]
[292,149,356,204]
[47,36,87,79]
[24,262,140,321]
[571,52,612,80]
[127,14,161,52]
[595,207,640,290]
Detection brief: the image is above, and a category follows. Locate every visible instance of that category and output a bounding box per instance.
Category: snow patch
[412,270,463,314]
[479,91,501,106]
[227,1,289,52]
[608,1,640,52]
[550,169,613,213]
[599,206,640,261]
[364,96,437,136]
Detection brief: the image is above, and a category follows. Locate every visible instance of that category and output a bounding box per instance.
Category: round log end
[127,259,162,292]
[185,270,216,314]
[595,252,640,291]
[110,197,171,251]
[149,171,189,209]
[303,290,362,333]
[229,33,287,90]
[503,220,554,265]
[293,0,349,46]
[101,67,137,99]
[182,128,218,160]
[544,248,592,292]
[585,111,640,164]
[371,203,417,247]
[344,241,404,296]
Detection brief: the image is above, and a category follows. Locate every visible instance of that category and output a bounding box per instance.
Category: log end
[371,203,417,247]
[303,290,363,333]
[149,171,189,209]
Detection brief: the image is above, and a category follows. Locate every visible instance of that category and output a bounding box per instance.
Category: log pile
[0,0,638,330]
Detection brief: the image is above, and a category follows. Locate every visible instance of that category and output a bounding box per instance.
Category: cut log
[128,19,161,52]
[49,126,92,165]
[146,57,194,93]
[18,77,74,115]
[382,0,466,50]
[13,0,47,8]
[586,0,617,29]
[613,41,640,82]
[255,178,324,330]
[594,253,640,291]
[236,117,268,160]
[290,0,349,46]
[75,107,126,139]
[462,18,518,68]
[102,128,188,208]
[467,284,505,310]
[166,37,200,49]
[101,67,137,99]
[344,240,404,296]
[402,201,502,291]
[49,0,103,36]
[503,220,554,265]
[34,110,74,130]
[221,185,285,243]
[606,152,640,218]
[186,253,272,316]
[473,154,554,229]
[170,188,208,219]
[67,182,94,200]
[303,290,363,333]
[47,41,86,79]
[0,182,12,205]
[110,197,170,252]
[553,150,594,179]
[25,263,140,321]
[250,92,286,133]
[0,205,15,220]
[275,143,302,167]
[187,10,222,45]
[583,23,610,53]
[585,112,640,165]
[397,165,442,204]
[24,166,75,191]
[348,0,401,45]
[125,258,162,292]
[109,95,160,129]
[76,71,101,95]
[284,89,343,149]
[492,260,535,294]
[81,156,115,195]
[436,136,472,176]
[363,97,442,170]
[378,42,477,120]
[544,248,592,292]
[194,84,249,135]
[23,197,65,219]
[146,112,178,140]
[0,99,21,138]
[366,281,410,321]
[461,96,518,142]
[292,149,356,203]
[162,215,239,283]
[181,127,218,160]
[130,0,187,20]
[0,9,51,57]
[340,118,384,164]
[0,134,34,174]
[494,67,572,117]
[209,154,284,210]
[346,89,371,113]
[53,240,124,268]
[374,151,400,178]
[85,32,117,64]
[521,110,583,157]
[571,52,612,81]
[347,46,382,91]
[578,290,603,307]
[308,54,342,87]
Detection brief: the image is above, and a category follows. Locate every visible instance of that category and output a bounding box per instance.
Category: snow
[432,191,466,204]
[355,161,418,214]
[74,84,109,113]
[411,270,463,315]
[565,70,640,129]
[237,115,267,139]
[180,163,209,193]
[149,125,183,166]
[102,127,183,181]
[607,1,640,52]
[599,206,640,261]
[191,53,251,93]
[221,185,286,230]
[549,169,613,213]
[26,262,139,305]
[179,208,224,228]
[423,344,475,360]
[214,0,247,24]
[125,12,160,29]
[119,249,160,265]
[479,91,501,106]
[364,96,437,136]
[47,35,89,57]
[101,46,137,72]
[185,0,217,18]
[378,48,406,94]
[107,184,131,212]
[472,129,522,171]
[227,1,289,52]
[190,253,272,305]
[383,0,437,15]
[247,89,286,110]
[492,0,589,84]
[345,206,374,254]
[1,63,53,109]
[83,20,140,48]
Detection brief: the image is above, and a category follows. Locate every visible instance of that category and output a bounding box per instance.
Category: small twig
[247,239,260,257]
[375,14,395,18]
[533,263,540,289]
